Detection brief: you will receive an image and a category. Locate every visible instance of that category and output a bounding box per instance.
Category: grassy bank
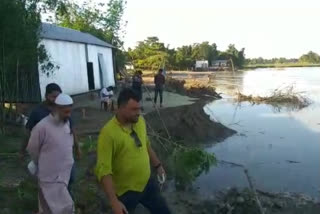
[244,63,320,69]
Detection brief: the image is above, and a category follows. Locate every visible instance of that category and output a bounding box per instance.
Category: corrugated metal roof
[40,23,114,48]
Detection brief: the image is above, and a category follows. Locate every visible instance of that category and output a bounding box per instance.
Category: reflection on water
[197,67,320,198]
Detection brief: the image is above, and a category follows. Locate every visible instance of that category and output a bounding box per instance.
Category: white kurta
[100,88,113,102]
[27,114,74,214]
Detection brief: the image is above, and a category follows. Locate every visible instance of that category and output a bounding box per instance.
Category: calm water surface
[196,67,320,198]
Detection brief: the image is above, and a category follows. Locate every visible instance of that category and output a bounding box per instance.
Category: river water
[196,67,320,198]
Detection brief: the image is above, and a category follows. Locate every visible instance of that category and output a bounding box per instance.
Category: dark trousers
[154,88,163,104]
[68,164,76,199]
[118,178,171,214]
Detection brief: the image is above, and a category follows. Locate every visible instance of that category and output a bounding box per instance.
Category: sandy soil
[72,90,198,136]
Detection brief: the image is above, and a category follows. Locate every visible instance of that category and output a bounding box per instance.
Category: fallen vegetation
[236,86,311,111]
[174,188,320,214]
[165,77,221,99]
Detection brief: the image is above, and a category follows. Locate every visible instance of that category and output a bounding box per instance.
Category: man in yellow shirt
[95,88,171,214]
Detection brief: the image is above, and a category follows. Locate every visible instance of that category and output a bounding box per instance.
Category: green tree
[191,42,218,66]
[219,44,246,68]
[128,37,169,70]
[55,0,127,70]
[175,46,193,70]
[299,51,320,64]
[0,0,55,131]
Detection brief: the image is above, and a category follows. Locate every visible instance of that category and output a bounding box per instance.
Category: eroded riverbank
[1,67,320,213]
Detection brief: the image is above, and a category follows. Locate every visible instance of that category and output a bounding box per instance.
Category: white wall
[38,39,88,99]
[87,45,115,89]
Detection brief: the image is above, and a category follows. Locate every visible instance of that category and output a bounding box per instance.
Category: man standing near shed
[95,88,171,214]
[27,94,75,214]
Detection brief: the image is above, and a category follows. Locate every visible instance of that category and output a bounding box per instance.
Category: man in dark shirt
[23,83,62,149]
[132,70,143,101]
[21,83,80,198]
[154,69,165,107]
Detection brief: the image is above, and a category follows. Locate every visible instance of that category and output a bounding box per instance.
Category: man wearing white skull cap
[27,94,75,214]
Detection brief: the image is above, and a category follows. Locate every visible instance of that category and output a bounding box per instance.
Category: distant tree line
[246,51,320,65]
[127,37,246,70]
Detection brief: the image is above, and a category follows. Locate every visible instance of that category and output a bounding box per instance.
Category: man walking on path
[21,83,80,197]
[27,94,75,214]
[154,69,165,107]
[95,88,171,214]
[22,83,81,160]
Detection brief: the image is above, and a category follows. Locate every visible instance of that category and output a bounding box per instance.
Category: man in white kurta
[27,94,75,214]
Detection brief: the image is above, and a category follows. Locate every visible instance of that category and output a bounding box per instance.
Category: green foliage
[128,37,246,70]
[128,37,170,70]
[219,44,245,68]
[73,178,108,213]
[192,42,219,66]
[175,45,193,70]
[0,178,38,214]
[299,51,320,64]
[81,136,97,154]
[247,51,320,66]
[246,57,299,65]
[0,0,56,127]
[168,147,216,190]
[55,0,127,70]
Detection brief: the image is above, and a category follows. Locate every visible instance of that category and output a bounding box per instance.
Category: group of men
[23,77,171,213]
[100,69,165,112]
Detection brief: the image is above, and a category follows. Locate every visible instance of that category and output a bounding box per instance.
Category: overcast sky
[80,0,320,58]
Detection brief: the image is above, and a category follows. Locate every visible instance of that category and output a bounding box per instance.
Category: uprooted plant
[236,85,311,111]
[147,125,217,191]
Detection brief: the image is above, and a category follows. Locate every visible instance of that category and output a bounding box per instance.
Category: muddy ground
[145,101,235,145]
[2,132,319,214]
[1,79,319,213]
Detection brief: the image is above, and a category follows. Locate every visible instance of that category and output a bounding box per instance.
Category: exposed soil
[2,76,318,214]
[145,101,236,144]
[165,77,221,100]
[72,106,113,136]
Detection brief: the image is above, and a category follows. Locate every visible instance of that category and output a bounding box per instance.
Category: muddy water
[197,67,320,198]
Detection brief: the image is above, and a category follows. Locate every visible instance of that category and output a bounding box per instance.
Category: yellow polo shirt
[95,116,151,196]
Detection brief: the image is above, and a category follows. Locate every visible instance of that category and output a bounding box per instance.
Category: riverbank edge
[244,64,320,69]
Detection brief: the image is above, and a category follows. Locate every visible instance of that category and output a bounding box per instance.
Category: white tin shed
[39,23,115,99]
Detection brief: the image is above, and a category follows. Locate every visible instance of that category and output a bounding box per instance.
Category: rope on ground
[143,85,171,139]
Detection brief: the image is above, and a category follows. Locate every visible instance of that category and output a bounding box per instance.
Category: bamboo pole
[217,159,265,214]
[16,58,19,103]
[244,169,266,214]
[0,36,6,133]
[230,58,235,73]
